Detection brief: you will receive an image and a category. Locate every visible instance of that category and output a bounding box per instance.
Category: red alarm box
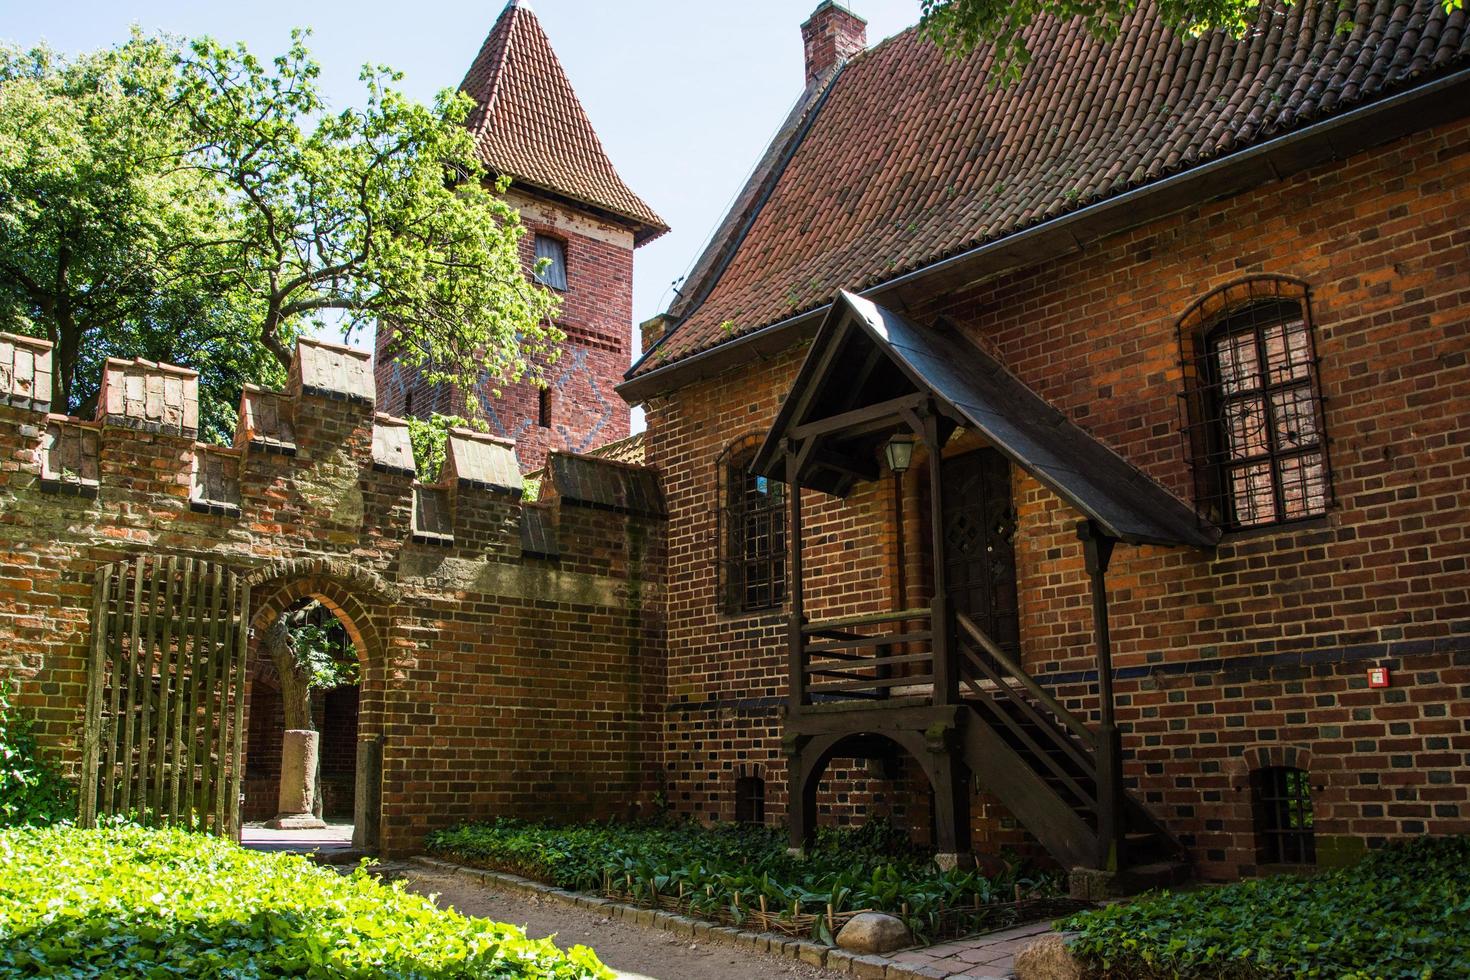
[1367,666,1391,689]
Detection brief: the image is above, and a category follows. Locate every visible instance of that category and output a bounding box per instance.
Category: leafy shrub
[0,679,73,827]
[1061,836,1470,979]
[427,817,1058,943]
[0,825,612,978]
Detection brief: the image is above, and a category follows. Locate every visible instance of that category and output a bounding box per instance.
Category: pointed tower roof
[461,0,668,244]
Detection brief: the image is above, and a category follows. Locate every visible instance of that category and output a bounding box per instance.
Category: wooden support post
[1077,519,1122,871]
[923,409,955,705]
[785,738,816,856]
[787,440,808,710]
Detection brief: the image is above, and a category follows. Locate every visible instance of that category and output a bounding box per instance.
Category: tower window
[538,387,553,428]
[1251,766,1315,865]
[534,235,567,291]
[734,776,765,825]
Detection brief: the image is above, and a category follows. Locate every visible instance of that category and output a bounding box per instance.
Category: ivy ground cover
[0,825,612,979]
[427,818,1059,943]
[1061,835,1470,979]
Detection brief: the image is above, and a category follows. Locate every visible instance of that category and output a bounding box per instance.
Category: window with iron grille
[719,447,786,613]
[734,776,765,825]
[1251,766,1315,865]
[534,235,567,291]
[1179,281,1330,530]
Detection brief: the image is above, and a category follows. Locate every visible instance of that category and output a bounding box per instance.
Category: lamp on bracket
[883,434,916,475]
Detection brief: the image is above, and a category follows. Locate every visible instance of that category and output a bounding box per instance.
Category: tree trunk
[261,616,325,829]
[263,617,313,731]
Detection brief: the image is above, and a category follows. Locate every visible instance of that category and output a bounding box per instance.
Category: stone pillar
[268,729,327,830]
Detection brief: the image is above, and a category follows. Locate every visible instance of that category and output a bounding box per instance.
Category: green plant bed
[427,818,1061,944]
[0,825,612,979]
[1061,836,1470,979]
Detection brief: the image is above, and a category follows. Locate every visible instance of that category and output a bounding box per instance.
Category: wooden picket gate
[79,556,250,835]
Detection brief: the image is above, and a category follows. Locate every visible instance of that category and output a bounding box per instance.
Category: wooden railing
[955,613,1102,815]
[796,607,933,703]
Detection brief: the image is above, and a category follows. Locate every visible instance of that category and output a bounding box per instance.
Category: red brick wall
[642,117,1470,878]
[0,338,665,856]
[375,188,636,473]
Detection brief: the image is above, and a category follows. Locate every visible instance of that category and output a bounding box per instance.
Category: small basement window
[734,776,765,825]
[1252,766,1315,865]
[534,235,567,291]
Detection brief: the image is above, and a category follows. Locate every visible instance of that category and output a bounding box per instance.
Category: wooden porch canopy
[751,291,1219,549]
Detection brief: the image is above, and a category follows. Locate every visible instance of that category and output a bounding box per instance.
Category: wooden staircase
[955,613,1188,882]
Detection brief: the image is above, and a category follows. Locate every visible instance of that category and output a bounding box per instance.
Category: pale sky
[2,0,924,359]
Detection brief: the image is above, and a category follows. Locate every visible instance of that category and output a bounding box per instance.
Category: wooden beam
[790,393,927,442]
[810,448,881,484]
[926,408,955,705]
[787,445,807,710]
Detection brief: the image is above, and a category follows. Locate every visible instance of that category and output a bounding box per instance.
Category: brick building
[0,336,665,855]
[374,0,666,474]
[2,0,1468,892]
[621,0,1470,882]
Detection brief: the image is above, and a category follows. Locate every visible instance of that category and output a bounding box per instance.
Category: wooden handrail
[959,643,1098,788]
[805,630,932,653]
[802,607,931,634]
[956,613,1098,751]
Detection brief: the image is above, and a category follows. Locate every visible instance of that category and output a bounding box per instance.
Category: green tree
[0,38,260,435]
[919,0,1465,80]
[0,32,561,440]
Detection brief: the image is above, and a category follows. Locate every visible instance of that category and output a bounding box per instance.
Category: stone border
[408,856,952,980]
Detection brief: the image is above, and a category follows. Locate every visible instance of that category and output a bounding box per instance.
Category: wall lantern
[883,435,916,475]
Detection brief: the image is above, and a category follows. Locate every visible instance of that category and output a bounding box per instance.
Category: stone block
[293,337,374,405]
[0,332,54,413]
[850,954,892,979]
[98,357,198,436]
[1013,933,1081,980]
[370,415,415,475]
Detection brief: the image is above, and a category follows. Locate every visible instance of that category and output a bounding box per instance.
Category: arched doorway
[243,560,397,853]
[788,727,972,866]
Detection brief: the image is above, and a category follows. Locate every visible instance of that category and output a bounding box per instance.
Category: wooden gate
[79,556,250,835]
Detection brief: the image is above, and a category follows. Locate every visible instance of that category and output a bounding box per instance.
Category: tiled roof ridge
[459,1,668,240]
[632,0,1467,379]
[659,27,916,328]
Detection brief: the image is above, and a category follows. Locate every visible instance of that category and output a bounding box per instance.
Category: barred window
[734,776,765,825]
[534,235,567,290]
[720,450,786,613]
[1181,283,1329,530]
[1252,766,1315,865]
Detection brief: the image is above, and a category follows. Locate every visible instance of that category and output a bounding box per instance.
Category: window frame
[533,234,568,291]
[717,443,787,615]
[1251,765,1316,866]
[537,387,554,429]
[734,775,765,825]
[1178,278,1332,532]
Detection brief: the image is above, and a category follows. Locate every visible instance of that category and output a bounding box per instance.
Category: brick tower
[374,0,667,473]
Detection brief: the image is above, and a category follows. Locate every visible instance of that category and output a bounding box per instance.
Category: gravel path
[387,864,850,980]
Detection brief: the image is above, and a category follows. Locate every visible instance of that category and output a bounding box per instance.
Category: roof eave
[618,63,1470,405]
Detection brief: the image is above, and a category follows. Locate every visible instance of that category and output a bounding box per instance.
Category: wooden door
[940,449,1020,655]
[79,556,249,835]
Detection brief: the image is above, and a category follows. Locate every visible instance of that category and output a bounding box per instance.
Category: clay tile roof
[635,0,1467,376]
[461,0,668,243]
[586,430,646,466]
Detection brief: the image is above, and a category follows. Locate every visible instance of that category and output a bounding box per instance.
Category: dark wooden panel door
[941,449,1020,655]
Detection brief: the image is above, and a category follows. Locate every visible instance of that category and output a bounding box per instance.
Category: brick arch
[244,558,402,851]
[1230,743,1316,788]
[1177,274,1312,333]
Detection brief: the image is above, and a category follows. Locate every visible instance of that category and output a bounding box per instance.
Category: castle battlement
[0,332,662,568]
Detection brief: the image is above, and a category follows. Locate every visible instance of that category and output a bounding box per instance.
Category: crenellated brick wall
[641,116,1470,878]
[0,333,666,856]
